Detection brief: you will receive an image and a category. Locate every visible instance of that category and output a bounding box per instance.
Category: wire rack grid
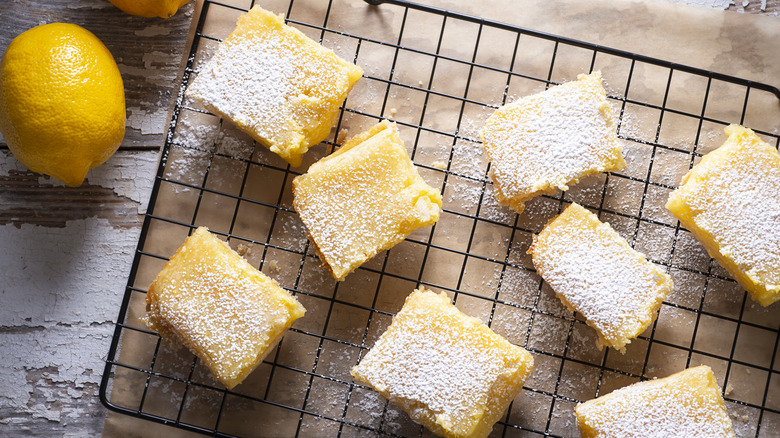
[99,0,780,437]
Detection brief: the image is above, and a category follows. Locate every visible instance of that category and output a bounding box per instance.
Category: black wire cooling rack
[100,0,780,436]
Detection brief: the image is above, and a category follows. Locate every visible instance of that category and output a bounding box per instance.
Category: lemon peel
[108,0,193,19]
[0,23,126,187]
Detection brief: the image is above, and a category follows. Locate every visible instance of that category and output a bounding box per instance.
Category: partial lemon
[108,0,193,19]
[0,23,126,187]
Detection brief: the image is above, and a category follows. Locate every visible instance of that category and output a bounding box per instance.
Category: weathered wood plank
[0,216,153,438]
[725,0,779,13]
[0,149,158,228]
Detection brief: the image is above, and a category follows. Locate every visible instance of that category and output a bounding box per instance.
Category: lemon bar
[529,203,673,353]
[575,366,735,437]
[186,6,363,167]
[666,125,780,307]
[143,227,306,389]
[292,120,442,281]
[351,289,534,438]
[481,72,624,214]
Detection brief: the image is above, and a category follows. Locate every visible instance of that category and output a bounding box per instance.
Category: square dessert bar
[481,72,624,214]
[575,366,735,438]
[186,5,363,167]
[143,227,306,389]
[351,289,534,438]
[292,120,442,281]
[666,124,780,307]
[530,203,673,353]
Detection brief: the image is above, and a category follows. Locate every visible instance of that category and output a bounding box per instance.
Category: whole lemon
[108,0,193,18]
[0,23,126,187]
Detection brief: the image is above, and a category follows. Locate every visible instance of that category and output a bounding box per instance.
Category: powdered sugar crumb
[215,124,255,160]
[449,140,487,180]
[174,117,219,151]
[165,146,211,193]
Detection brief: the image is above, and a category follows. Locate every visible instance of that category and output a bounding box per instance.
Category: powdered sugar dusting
[188,38,294,146]
[689,156,780,275]
[186,6,362,166]
[481,72,624,213]
[144,227,305,388]
[173,117,219,151]
[215,124,255,160]
[165,146,211,193]
[576,366,735,437]
[292,121,441,281]
[531,204,673,352]
[449,139,487,180]
[667,125,780,305]
[351,290,533,436]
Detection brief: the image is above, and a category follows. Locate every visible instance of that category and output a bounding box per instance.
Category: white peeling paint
[118,51,182,90]
[0,217,142,425]
[85,151,158,214]
[0,218,141,326]
[1,326,114,422]
[142,51,177,70]
[0,149,27,174]
[0,148,156,432]
[126,106,169,135]
[0,149,158,214]
[657,0,734,9]
[65,0,111,10]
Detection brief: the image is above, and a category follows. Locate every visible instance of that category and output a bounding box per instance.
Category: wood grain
[0,160,155,228]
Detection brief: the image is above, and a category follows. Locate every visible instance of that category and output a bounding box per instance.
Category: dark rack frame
[100,0,780,437]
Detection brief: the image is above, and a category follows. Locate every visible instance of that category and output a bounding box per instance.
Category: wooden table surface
[0,1,194,435]
[0,1,777,437]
